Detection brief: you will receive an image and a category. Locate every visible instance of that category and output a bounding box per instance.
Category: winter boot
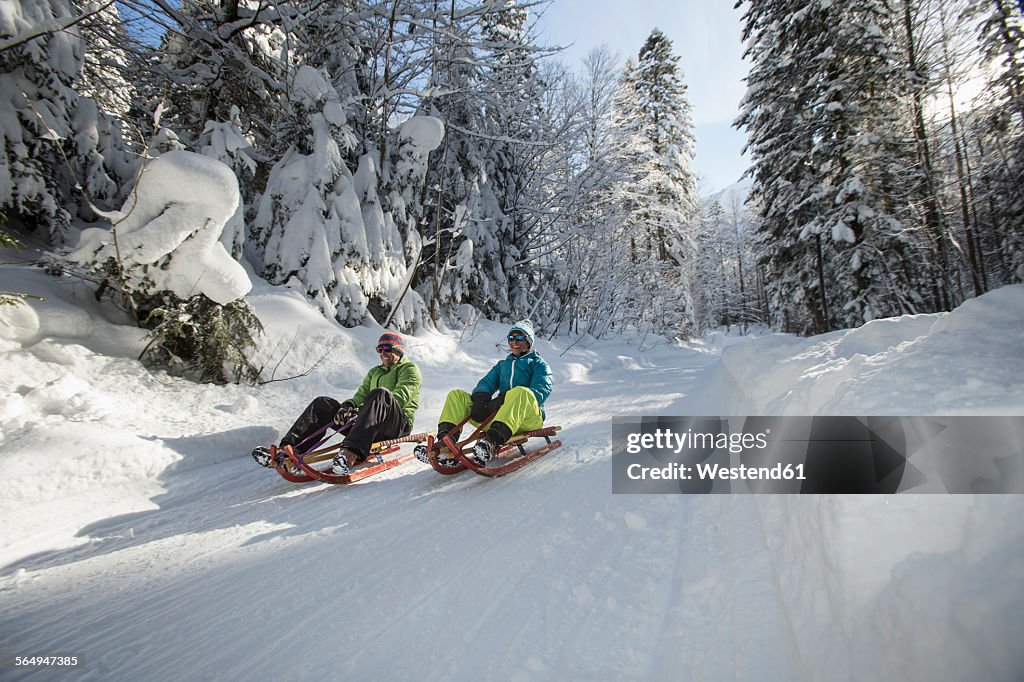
[471,422,513,466]
[470,437,496,465]
[330,447,361,475]
[415,423,461,463]
[252,446,274,468]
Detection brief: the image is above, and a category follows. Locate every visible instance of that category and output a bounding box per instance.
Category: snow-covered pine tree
[154,0,289,155]
[249,65,365,319]
[60,1,138,222]
[375,112,445,326]
[475,0,550,320]
[415,5,494,324]
[299,0,374,165]
[737,0,928,333]
[607,29,699,337]
[250,63,443,329]
[410,1,556,328]
[199,105,256,259]
[74,0,135,120]
[360,2,456,328]
[735,1,816,332]
[968,0,1024,282]
[474,0,525,316]
[0,0,132,243]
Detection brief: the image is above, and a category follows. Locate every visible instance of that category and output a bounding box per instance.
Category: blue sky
[535,0,752,194]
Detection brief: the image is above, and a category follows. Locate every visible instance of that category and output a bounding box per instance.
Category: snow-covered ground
[1,262,1022,681]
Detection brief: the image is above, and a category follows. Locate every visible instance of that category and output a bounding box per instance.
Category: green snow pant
[438,386,544,436]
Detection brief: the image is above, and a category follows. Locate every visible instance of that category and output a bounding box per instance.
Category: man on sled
[253,331,422,475]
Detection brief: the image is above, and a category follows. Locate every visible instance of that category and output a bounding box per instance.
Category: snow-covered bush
[68,150,261,383]
[0,224,32,305]
[140,295,262,384]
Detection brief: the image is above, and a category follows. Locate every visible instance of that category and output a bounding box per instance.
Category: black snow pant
[279,396,342,453]
[280,389,411,460]
[341,388,411,459]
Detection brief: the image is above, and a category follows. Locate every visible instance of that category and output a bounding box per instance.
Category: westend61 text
[626,462,806,482]
[624,428,770,455]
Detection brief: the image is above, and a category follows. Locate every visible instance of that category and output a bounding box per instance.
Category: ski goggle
[507,334,528,343]
[376,344,395,353]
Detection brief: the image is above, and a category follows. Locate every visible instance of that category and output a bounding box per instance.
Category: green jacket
[345,355,422,426]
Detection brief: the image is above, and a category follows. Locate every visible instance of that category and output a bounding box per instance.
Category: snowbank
[718,284,1024,415]
[708,285,1024,681]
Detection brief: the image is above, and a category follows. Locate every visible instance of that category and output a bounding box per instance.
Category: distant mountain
[703,176,753,205]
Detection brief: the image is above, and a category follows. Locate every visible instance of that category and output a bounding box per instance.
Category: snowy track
[3,278,1023,680]
[0,337,805,681]
[0,459,807,681]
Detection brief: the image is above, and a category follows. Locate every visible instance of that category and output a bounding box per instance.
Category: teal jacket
[345,356,422,426]
[473,350,552,417]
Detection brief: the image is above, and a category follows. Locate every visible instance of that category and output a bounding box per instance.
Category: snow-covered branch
[0,0,116,53]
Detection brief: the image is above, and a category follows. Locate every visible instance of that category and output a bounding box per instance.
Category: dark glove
[470,392,492,422]
[333,402,359,427]
[487,392,506,417]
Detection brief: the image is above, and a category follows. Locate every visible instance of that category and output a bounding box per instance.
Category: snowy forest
[1,0,1022,381]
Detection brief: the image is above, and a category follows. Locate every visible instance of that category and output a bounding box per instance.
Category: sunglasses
[376,345,395,353]
[507,334,527,343]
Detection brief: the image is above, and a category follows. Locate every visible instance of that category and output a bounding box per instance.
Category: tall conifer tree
[738,0,928,333]
[608,29,699,336]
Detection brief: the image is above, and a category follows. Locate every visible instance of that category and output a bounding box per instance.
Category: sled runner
[426,414,562,478]
[285,431,430,484]
[267,443,317,482]
[259,421,430,485]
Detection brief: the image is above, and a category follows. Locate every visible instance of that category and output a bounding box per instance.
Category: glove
[471,392,506,422]
[333,402,359,427]
[470,392,492,422]
[487,392,506,417]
